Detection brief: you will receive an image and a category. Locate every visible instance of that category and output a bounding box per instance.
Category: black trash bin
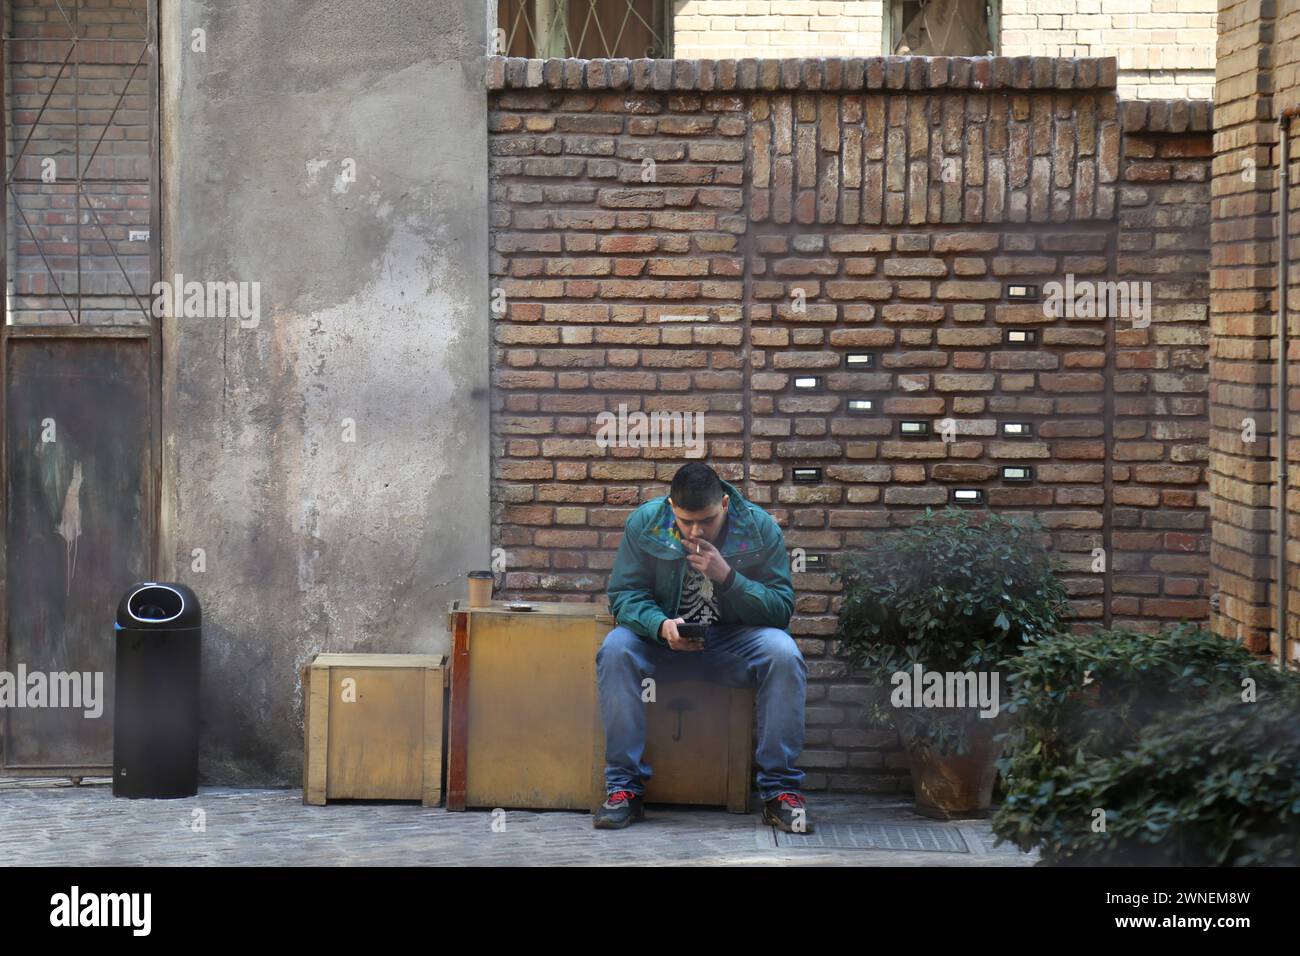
[113,583,201,798]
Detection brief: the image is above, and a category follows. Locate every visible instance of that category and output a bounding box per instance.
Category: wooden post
[445,609,471,810]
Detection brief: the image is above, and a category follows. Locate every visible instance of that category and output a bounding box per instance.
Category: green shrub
[997,623,1262,776]
[993,623,1300,865]
[833,507,1069,754]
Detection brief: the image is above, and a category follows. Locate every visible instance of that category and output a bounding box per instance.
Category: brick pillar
[1116,101,1214,627]
[1210,0,1285,656]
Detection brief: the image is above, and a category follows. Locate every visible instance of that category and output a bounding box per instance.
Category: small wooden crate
[639,680,754,813]
[303,653,447,807]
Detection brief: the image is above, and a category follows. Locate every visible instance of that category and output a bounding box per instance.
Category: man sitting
[594,462,812,833]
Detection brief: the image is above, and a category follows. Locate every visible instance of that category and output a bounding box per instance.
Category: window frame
[883,0,1001,57]
[496,0,674,59]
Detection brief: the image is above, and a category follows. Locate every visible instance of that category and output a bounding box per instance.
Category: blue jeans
[596,624,807,802]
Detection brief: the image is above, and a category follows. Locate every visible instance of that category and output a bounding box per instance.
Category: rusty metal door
[0,0,159,776]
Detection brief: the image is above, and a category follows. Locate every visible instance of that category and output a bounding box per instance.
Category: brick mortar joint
[485,55,1120,93]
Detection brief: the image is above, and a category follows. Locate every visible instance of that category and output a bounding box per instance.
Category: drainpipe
[1276,107,1299,671]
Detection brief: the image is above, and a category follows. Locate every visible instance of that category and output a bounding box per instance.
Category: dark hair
[670,462,725,511]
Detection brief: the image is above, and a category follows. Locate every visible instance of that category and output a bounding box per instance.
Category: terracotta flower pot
[894,709,1010,820]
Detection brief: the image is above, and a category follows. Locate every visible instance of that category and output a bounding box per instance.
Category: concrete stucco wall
[160,0,490,784]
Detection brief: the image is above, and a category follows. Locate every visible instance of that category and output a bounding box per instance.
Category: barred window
[496,0,672,59]
[3,0,157,326]
[887,0,998,57]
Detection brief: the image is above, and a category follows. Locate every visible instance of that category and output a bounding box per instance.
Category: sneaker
[762,792,813,833]
[592,789,645,830]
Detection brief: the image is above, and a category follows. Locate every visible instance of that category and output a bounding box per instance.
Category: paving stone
[0,782,1036,866]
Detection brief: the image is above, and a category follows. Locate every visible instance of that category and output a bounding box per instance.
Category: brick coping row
[486,55,1119,93]
[486,56,1214,134]
[1121,99,1214,133]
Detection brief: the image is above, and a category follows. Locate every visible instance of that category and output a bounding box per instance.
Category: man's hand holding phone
[660,617,706,652]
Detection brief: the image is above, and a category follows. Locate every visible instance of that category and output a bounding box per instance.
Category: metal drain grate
[774,823,969,853]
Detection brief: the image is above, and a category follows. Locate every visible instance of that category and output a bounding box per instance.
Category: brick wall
[487,55,1212,791]
[1209,0,1300,667]
[673,0,1217,99]
[1278,0,1300,670]
[4,0,153,325]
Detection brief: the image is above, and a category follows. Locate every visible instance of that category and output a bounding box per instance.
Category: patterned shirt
[678,520,729,625]
[679,563,721,625]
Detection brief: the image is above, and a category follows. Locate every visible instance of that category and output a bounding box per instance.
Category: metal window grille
[3,0,158,326]
[886,0,999,56]
[496,0,672,59]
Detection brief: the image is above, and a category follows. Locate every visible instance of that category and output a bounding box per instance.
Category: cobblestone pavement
[0,778,1037,866]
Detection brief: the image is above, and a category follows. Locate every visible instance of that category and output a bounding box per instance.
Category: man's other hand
[660,617,704,652]
[685,536,731,583]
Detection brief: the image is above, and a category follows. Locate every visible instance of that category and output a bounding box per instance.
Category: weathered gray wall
[160,0,490,784]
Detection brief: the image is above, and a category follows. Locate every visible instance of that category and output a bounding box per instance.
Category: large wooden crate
[446,601,754,813]
[302,653,447,807]
[640,680,753,813]
[446,601,610,811]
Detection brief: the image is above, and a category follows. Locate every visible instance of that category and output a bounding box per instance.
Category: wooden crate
[445,601,755,813]
[640,680,754,813]
[302,653,447,807]
[446,600,610,811]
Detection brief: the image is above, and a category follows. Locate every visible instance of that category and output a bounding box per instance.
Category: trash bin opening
[126,584,186,623]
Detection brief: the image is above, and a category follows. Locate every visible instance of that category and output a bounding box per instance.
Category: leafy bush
[833,508,1069,753]
[997,623,1262,777]
[993,623,1300,865]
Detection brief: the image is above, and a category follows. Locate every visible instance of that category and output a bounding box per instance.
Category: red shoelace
[776,792,805,808]
[607,790,636,804]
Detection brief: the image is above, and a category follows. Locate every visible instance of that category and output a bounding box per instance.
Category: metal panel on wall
[0,0,160,775]
[2,335,152,769]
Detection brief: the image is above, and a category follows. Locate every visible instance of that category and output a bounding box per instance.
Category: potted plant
[833,507,1069,818]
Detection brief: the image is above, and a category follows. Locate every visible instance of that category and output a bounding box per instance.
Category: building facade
[4,0,1292,793]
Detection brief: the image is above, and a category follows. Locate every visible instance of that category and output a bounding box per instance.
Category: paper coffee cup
[467,571,494,607]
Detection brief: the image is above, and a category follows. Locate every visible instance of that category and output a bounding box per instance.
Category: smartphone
[677,623,708,643]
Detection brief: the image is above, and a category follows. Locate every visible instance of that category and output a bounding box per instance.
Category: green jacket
[606,479,794,646]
